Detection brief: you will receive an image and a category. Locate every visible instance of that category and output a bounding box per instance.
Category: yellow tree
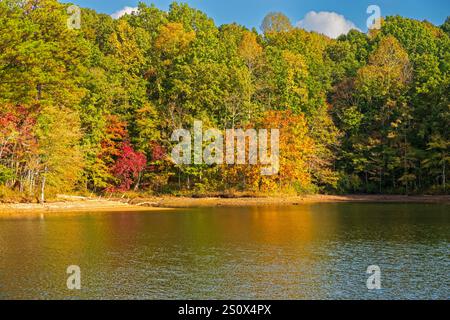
[224,111,315,194]
[36,106,84,202]
[154,22,196,60]
[238,31,263,71]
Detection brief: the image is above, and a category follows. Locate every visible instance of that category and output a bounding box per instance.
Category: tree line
[0,0,449,202]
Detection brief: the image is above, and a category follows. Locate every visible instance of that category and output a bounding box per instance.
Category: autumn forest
[0,0,449,202]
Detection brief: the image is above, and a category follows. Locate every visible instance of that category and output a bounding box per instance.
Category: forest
[0,0,449,202]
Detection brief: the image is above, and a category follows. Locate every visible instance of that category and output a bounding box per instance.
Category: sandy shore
[0,195,448,215]
[139,194,450,208]
[0,199,170,215]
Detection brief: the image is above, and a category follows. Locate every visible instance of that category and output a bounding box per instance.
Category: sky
[66,0,450,38]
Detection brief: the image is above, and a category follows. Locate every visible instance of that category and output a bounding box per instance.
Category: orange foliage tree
[222,110,316,194]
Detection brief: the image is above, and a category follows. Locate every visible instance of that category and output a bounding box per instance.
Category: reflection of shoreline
[1,195,448,214]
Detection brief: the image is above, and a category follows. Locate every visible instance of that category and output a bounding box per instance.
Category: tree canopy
[0,1,448,201]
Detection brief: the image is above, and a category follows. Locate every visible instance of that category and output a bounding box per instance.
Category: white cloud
[111,6,138,19]
[296,11,359,39]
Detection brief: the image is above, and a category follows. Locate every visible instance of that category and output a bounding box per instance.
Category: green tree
[261,12,293,34]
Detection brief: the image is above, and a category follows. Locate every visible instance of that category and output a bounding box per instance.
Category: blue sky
[66,0,449,33]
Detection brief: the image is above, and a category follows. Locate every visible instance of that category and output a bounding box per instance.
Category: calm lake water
[0,203,448,300]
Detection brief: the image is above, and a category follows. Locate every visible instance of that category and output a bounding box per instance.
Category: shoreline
[136,194,450,208]
[0,199,171,215]
[0,195,449,214]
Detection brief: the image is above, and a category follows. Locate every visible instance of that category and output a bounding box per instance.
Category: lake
[0,203,448,300]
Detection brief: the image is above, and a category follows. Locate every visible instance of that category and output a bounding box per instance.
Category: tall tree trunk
[134,172,142,191]
[36,84,42,101]
[40,166,47,204]
[30,172,35,194]
[443,157,446,192]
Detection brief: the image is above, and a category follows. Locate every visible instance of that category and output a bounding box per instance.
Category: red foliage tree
[111,142,147,191]
[151,143,166,162]
[0,105,38,189]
